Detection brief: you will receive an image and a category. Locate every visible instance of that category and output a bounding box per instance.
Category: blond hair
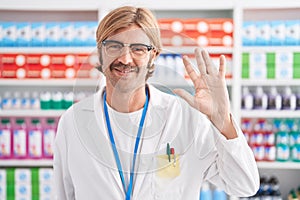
[96,6,162,78]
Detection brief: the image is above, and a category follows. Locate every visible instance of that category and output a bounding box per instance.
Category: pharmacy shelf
[241,110,300,118]
[162,46,233,54]
[0,159,53,167]
[257,161,300,170]
[242,46,300,52]
[241,0,300,9]
[241,79,300,86]
[0,78,100,86]
[0,47,96,54]
[0,110,65,117]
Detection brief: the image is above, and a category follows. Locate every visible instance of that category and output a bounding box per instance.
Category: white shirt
[53,84,259,200]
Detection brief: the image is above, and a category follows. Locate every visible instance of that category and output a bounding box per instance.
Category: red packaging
[50,54,76,79]
[158,18,184,33]
[1,54,26,79]
[26,54,51,79]
[76,53,99,79]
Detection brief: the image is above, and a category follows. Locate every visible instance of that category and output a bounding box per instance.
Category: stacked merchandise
[158,18,234,47]
[242,20,300,46]
[241,118,300,162]
[0,168,53,200]
[0,117,59,160]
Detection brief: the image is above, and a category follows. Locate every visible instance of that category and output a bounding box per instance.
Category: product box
[275,51,293,79]
[16,22,31,47]
[158,18,184,33]
[207,18,234,34]
[1,54,26,79]
[45,22,61,47]
[15,184,31,200]
[271,20,286,45]
[26,54,42,78]
[50,54,76,79]
[242,21,256,46]
[73,21,97,47]
[207,31,233,47]
[15,169,31,184]
[59,22,75,47]
[1,22,17,47]
[0,170,6,200]
[249,52,267,79]
[285,20,300,45]
[31,22,46,47]
[255,21,271,46]
[76,53,98,78]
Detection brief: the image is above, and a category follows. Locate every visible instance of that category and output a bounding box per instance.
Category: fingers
[182,55,199,84]
[195,48,220,75]
[219,55,226,77]
[194,48,207,76]
[173,89,195,108]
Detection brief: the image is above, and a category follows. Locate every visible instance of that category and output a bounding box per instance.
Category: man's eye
[108,44,122,49]
[132,46,146,52]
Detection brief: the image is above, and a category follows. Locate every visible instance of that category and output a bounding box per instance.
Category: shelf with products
[0,110,65,117]
[0,159,53,167]
[241,110,300,118]
[257,161,300,170]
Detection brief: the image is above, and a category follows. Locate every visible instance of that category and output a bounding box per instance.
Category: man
[54,6,259,200]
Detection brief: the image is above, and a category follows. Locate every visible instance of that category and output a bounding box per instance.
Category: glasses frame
[101,40,155,59]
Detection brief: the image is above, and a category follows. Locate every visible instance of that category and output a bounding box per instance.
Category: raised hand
[173,48,237,139]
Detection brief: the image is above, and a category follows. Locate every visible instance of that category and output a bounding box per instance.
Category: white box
[271,20,285,45]
[285,20,300,45]
[255,21,271,46]
[15,169,31,184]
[16,22,31,47]
[46,22,61,47]
[31,22,46,47]
[242,21,256,46]
[2,22,17,47]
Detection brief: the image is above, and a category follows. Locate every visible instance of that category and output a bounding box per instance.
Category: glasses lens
[130,44,149,59]
[103,40,153,59]
[104,41,123,57]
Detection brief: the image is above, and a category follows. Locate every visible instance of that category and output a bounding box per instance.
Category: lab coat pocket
[152,155,182,199]
[156,155,180,178]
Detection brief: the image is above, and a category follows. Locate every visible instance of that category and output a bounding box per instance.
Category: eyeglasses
[101,40,155,60]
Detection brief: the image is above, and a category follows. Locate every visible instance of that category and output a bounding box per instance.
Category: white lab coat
[53,84,259,200]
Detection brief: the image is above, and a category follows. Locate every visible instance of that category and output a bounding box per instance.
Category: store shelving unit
[1,0,300,198]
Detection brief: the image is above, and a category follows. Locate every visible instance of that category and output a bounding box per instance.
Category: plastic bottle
[43,118,56,158]
[13,118,27,158]
[2,92,12,110]
[241,87,253,110]
[0,118,12,158]
[296,88,300,110]
[213,187,227,200]
[253,87,268,110]
[282,86,296,110]
[40,91,51,110]
[28,118,42,158]
[63,91,74,109]
[21,91,31,109]
[30,91,40,110]
[267,87,282,110]
[11,91,22,109]
[200,182,212,200]
[51,91,63,110]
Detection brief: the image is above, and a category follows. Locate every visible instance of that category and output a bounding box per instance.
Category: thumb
[173,89,195,108]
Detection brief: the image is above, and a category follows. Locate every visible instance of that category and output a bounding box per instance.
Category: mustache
[110,63,139,73]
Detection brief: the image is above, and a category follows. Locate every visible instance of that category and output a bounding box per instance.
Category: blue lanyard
[103,89,149,200]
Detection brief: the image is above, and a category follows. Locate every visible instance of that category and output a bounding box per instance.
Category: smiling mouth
[113,66,138,74]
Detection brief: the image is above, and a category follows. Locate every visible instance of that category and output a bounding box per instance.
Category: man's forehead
[108,26,150,43]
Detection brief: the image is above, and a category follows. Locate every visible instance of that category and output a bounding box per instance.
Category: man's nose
[117,47,133,65]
